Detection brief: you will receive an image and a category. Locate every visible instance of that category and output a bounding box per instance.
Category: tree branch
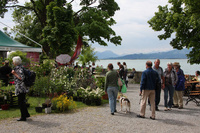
[69,0,75,4]
[30,0,45,28]
[73,0,97,16]
[5,5,33,10]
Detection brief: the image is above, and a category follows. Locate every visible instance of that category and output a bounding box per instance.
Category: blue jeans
[107,86,119,113]
[164,85,174,108]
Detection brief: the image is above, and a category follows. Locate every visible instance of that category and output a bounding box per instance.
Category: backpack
[23,69,36,87]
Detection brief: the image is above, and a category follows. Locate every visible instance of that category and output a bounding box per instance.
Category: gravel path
[0,83,200,133]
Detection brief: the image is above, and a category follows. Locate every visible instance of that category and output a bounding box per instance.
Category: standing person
[117,62,121,68]
[0,60,12,86]
[163,62,178,111]
[123,62,128,87]
[11,56,30,121]
[173,62,185,109]
[153,59,165,111]
[92,62,95,75]
[128,68,136,79]
[105,63,119,115]
[119,64,125,81]
[137,61,160,120]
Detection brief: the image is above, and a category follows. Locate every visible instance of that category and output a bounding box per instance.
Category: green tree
[1,0,122,58]
[148,0,200,64]
[78,45,98,66]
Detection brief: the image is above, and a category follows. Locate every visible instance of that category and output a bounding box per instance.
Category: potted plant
[1,93,9,110]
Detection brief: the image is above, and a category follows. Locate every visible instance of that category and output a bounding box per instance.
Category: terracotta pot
[102,94,108,100]
[1,104,9,110]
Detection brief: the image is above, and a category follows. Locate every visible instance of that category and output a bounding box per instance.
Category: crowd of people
[104,59,196,120]
[0,57,197,121]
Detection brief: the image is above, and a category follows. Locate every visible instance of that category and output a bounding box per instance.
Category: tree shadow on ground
[158,118,196,127]
[27,119,60,128]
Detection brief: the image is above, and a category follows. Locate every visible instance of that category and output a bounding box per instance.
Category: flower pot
[1,104,9,110]
[73,96,78,101]
[85,98,91,105]
[42,103,52,109]
[35,107,43,113]
[102,94,108,100]
[45,107,51,114]
[95,98,102,106]
[26,103,30,108]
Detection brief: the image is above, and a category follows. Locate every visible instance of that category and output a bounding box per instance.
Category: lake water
[95,59,199,75]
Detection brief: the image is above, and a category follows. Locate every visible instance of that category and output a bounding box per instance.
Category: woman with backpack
[163,62,178,111]
[12,56,30,121]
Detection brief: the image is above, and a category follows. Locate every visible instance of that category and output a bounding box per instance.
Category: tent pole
[0,21,46,55]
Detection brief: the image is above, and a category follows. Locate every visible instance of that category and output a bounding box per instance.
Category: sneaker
[168,108,172,111]
[114,109,117,112]
[164,108,168,111]
[111,113,114,115]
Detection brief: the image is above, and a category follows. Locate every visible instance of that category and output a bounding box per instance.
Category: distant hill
[95,50,119,59]
[97,49,191,59]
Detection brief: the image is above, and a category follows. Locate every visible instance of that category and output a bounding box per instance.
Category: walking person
[173,62,185,109]
[105,63,119,115]
[12,56,30,121]
[163,62,178,111]
[123,62,128,87]
[153,59,165,111]
[137,61,160,120]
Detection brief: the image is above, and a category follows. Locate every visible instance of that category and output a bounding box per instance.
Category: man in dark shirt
[137,61,160,120]
[0,60,12,86]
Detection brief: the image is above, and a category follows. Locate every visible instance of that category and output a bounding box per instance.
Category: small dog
[119,95,131,113]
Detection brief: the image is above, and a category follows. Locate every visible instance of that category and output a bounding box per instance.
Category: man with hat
[173,62,185,109]
[0,60,12,86]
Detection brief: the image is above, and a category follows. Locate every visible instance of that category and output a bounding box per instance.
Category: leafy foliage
[7,51,30,65]
[78,45,98,65]
[148,0,200,64]
[1,0,122,58]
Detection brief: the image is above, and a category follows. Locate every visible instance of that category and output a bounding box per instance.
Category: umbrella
[56,54,71,64]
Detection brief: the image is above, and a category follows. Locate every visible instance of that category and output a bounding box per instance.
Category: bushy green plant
[50,66,77,94]
[96,77,105,89]
[95,65,104,73]
[30,59,55,78]
[32,76,50,97]
[74,68,96,89]
[7,51,30,66]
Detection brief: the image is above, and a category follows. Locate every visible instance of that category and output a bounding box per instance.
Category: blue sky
[0,0,173,55]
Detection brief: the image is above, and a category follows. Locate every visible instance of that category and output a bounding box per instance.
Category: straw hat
[173,62,180,66]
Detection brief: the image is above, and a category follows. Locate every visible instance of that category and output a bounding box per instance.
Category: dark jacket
[140,68,160,92]
[175,68,185,91]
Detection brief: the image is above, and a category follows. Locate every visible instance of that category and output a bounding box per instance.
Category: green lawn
[0,97,108,120]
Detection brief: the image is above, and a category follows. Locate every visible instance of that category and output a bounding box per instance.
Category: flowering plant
[52,94,76,112]
[95,65,104,73]
[50,66,77,94]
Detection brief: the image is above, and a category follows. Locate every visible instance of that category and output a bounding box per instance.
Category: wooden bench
[185,91,200,106]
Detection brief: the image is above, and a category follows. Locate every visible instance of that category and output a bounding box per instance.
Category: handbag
[121,84,127,93]
[118,78,123,86]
